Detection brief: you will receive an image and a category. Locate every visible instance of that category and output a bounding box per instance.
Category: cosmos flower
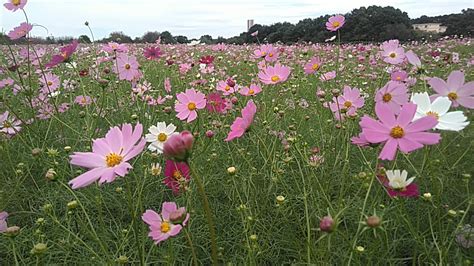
[0,211,8,233]
[329,86,365,120]
[258,63,290,85]
[3,0,27,12]
[375,81,409,115]
[0,111,21,135]
[206,93,227,113]
[225,99,257,142]
[74,95,94,107]
[7,22,32,40]
[39,72,60,93]
[239,84,262,96]
[163,160,191,194]
[380,169,419,198]
[411,92,469,131]
[428,70,474,109]
[380,40,405,65]
[102,42,128,54]
[359,103,440,161]
[216,80,235,95]
[405,50,422,69]
[142,202,189,245]
[320,71,336,81]
[390,70,408,83]
[175,88,206,123]
[45,40,78,68]
[68,123,146,189]
[303,57,322,75]
[116,54,140,81]
[326,15,345,31]
[145,122,178,153]
[143,46,163,60]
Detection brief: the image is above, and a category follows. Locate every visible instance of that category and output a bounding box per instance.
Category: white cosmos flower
[386,170,415,190]
[145,122,178,153]
[411,92,469,131]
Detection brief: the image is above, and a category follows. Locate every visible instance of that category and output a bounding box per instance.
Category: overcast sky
[1,0,472,39]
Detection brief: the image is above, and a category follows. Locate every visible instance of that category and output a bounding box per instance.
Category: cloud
[1,0,471,39]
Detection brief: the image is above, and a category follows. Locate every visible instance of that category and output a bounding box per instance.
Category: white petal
[401,170,408,181]
[431,97,451,115]
[411,92,431,113]
[405,177,416,186]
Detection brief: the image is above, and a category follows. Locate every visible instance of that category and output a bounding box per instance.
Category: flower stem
[184,227,198,266]
[188,161,218,265]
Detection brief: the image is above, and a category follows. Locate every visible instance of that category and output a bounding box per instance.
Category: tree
[141,31,161,43]
[175,35,189,44]
[199,35,213,44]
[160,31,176,44]
[107,31,133,43]
[78,35,91,43]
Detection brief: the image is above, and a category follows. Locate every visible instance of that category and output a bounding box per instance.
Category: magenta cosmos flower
[329,86,365,120]
[142,202,189,245]
[143,46,163,60]
[326,15,345,31]
[116,54,140,81]
[378,169,419,198]
[380,40,405,65]
[258,63,290,85]
[4,0,27,11]
[304,56,322,75]
[375,81,409,114]
[360,103,440,161]
[8,22,32,40]
[239,84,262,96]
[428,70,474,109]
[175,88,207,123]
[206,92,227,113]
[45,40,78,68]
[69,123,146,189]
[163,160,191,194]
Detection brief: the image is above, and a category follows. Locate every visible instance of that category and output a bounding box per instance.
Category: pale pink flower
[304,57,322,75]
[175,88,206,123]
[258,63,290,85]
[142,202,189,245]
[8,22,32,40]
[239,84,262,96]
[116,54,140,81]
[4,0,27,11]
[380,40,405,65]
[326,15,345,31]
[428,70,474,108]
[225,100,257,141]
[375,81,409,114]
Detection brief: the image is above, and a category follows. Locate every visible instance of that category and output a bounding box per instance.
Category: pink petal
[69,167,107,189]
[397,138,423,153]
[405,116,438,133]
[378,138,398,161]
[428,77,449,95]
[375,103,396,127]
[70,152,105,168]
[404,132,440,145]
[396,103,417,127]
[142,210,162,226]
[447,70,464,90]
[161,202,178,220]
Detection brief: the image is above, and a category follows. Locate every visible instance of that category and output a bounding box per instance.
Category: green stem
[184,228,199,266]
[188,160,218,266]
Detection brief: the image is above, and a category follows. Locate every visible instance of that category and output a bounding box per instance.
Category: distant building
[413,23,447,33]
[247,19,255,31]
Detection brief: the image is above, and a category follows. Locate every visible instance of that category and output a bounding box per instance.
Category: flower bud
[31,243,47,255]
[366,215,381,228]
[5,226,21,237]
[45,168,57,181]
[163,131,194,162]
[169,208,187,224]
[319,216,335,233]
[276,195,285,205]
[205,130,215,138]
[227,166,236,175]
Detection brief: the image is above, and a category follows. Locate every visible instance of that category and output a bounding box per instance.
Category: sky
[1,0,472,40]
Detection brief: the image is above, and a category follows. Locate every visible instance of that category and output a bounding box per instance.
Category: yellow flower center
[447,92,458,101]
[12,0,21,6]
[124,64,131,70]
[389,52,396,58]
[271,75,280,82]
[269,53,273,57]
[396,76,401,80]
[80,97,87,103]
[312,63,319,71]
[382,93,392,102]
[47,81,53,86]
[3,121,12,128]
[224,85,230,91]
[426,111,439,120]
[187,102,196,111]
[332,21,340,28]
[390,126,405,139]
[172,170,183,181]
[160,221,171,233]
[105,153,123,167]
[61,52,68,59]
[157,133,167,142]
[261,51,266,56]
[343,101,352,108]
[248,89,255,95]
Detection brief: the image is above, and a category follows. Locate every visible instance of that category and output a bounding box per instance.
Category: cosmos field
[1,2,474,265]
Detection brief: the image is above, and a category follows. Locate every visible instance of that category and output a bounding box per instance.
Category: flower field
[1,2,473,265]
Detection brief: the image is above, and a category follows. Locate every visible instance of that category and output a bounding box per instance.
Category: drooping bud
[163,131,194,162]
[169,207,187,224]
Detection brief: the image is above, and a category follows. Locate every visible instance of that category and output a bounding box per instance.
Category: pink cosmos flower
[143,46,163,60]
[179,63,192,74]
[4,0,27,11]
[164,77,172,93]
[304,57,322,75]
[320,71,336,81]
[74,95,94,106]
[258,63,290,85]
[253,44,273,59]
[239,84,262,96]
[350,133,370,147]
[142,202,189,245]
[0,211,7,233]
[225,99,257,142]
[428,70,474,109]
[116,54,140,81]
[45,40,78,68]
[329,86,365,120]
[163,160,191,195]
[68,123,146,189]
[206,93,227,113]
[0,111,21,135]
[102,42,128,54]
[359,103,440,161]
[0,77,15,89]
[405,50,422,69]
[380,40,405,65]
[163,131,194,162]
[8,22,32,40]
[390,70,408,83]
[326,15,345,31]
[175,88,207,123]
[375,81,409,114]
[39,72,60,93]
[216,80,235,95]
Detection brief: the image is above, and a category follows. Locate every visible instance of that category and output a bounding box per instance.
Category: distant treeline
[1,6,472,45]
